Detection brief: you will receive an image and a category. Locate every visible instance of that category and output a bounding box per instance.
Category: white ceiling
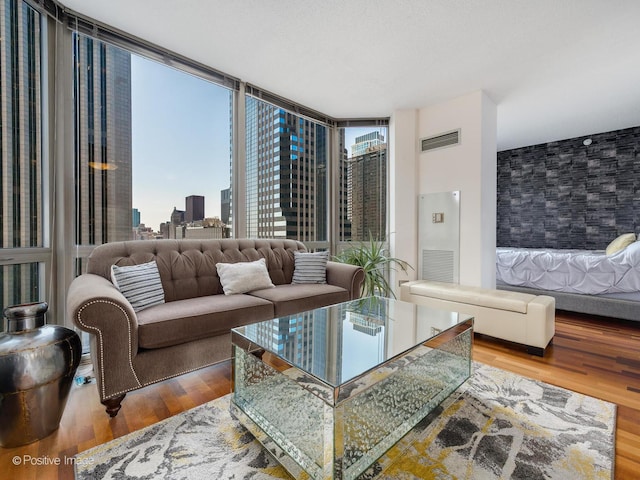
[57,0,640,151]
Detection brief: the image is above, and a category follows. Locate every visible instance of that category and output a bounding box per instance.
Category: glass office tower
[73,34,133,246]
[246,97,329,242]
[0,0,42,315]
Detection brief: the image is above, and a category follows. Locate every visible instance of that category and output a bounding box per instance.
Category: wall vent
[421,249,454,283]
[420,129,460,152]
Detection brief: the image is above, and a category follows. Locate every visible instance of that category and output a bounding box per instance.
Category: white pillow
[292,251,329,284]
[110,261,165,312]
[605,233,636,255]
[216,258,275,295]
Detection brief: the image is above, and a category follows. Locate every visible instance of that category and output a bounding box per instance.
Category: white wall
[389,109,418,295]
[389,90,497,290]
[480,92,497,287]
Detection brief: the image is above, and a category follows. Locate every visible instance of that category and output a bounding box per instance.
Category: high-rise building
[220,188,231,226]
[74,34,133,245]
[349,143,387,241]
[132,208,141,228]
[0,1,42,313]
[245,97,349,241]
[185,195,205,223]
[338,143,352,242]
[350,131,385,157]
[170,207,185,225]
[167,207,185,239]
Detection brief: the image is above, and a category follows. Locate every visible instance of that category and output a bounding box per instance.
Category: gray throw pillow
[292,251,329,284]
[110,260,165,312]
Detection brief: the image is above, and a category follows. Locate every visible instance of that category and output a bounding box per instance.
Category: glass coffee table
[230,296,473,480]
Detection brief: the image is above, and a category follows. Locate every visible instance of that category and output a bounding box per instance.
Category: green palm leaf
[334,235,412,298]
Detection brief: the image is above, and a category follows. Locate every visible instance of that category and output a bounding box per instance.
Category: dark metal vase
[0,302,81,448]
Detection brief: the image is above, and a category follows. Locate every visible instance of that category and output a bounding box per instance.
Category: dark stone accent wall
[497,126,640,250]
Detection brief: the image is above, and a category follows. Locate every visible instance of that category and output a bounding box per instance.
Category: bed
[496,240,640,321]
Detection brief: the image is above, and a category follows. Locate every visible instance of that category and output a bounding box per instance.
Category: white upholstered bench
[400,280,555,356]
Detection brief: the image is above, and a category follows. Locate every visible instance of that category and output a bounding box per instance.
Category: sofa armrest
[67,274,142,400]
[326,261,365,299]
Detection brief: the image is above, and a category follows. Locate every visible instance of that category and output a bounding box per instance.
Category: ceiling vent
[420,129,461,152]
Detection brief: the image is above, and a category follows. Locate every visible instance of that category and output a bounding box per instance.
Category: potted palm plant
[334,235,412,298]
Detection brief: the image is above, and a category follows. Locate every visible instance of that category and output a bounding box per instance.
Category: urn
[0,302,82,448]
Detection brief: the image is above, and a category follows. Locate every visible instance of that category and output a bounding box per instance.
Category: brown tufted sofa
[67,239,364,416]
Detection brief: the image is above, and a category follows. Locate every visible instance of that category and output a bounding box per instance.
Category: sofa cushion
[110,260,165,312]
[136,294,274,349]
[216,258,275,295]
[292,251,329,284]
[409,281,536,314]
[248,284,350,317]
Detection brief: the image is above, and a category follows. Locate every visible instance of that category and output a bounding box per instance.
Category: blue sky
[131,55,231,230]
[131,54,381,231]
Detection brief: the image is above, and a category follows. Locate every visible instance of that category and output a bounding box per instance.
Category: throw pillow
[292,251,329,284]
[605,233,636,255]
[216,258,275,295]
[110,260,165,312]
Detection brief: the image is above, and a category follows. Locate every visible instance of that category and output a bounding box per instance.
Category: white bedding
[496,242,640,295]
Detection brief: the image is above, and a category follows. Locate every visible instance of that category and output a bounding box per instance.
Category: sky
[131,55,231,230]
[131,54,384,231]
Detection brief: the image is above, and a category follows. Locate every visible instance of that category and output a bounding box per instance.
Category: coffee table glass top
[232,296,472,388]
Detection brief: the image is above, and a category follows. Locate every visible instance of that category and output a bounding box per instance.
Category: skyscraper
[349,138,387,241]
[185,195,205,223]
[220,188,231,225]
[74,34,133,245]
[245,97,348,241]
[350,131,385,157]
[132,208,141,228]
[1,0,42,313]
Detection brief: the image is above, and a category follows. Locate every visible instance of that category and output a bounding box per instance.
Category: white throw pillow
[216,258,275,295]
[110,260,165,312]
[292,251,329,284]
[605,233,636,255]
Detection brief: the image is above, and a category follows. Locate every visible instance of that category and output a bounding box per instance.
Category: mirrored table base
[231,323,472,480]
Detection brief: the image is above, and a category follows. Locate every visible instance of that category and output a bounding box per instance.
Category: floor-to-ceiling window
[72,33,233,272]
[0,0,47,321]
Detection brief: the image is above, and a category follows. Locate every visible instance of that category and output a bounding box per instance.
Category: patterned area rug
[74,363,616,480]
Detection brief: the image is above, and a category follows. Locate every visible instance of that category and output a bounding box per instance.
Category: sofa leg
[102,393,126,417]
[527,346,545,357]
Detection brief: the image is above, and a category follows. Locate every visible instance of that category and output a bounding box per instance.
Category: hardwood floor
[1,310,639,479]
